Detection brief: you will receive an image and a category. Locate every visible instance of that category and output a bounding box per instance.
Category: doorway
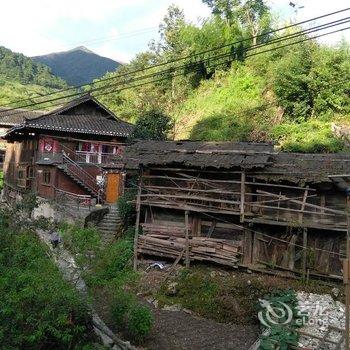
[105,172,122,203]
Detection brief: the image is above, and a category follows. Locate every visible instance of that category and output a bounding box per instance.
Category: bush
[0,227,94,349]
[111,290,135,326]
[60,224,101,268]
[92,239,135,286]
[110,289,153,343]
[126,304,154,342]
[271,119,345,153]
[132,109,173,140]
[117,190,137,228]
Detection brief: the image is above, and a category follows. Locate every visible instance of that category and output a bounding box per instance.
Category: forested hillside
[96,2,350,153]
[33,46,121,85]
[0,46,67,105]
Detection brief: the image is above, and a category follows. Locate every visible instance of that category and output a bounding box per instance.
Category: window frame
[42,170,51,185]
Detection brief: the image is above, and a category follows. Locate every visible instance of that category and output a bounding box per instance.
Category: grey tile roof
[25,113,133,137]
[3,94,134,138]
[0,107,45,126]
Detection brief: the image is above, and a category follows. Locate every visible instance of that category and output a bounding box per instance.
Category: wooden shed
[124,141,350,280]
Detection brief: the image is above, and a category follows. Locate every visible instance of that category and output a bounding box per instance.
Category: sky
[0,0,349,63]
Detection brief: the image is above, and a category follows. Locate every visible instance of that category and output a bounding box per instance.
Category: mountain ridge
[32,47,121,86]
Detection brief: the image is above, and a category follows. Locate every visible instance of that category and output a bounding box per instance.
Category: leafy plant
[0,224,94,349]
[60,224,101,268]
[111,290,136,326]
[258,289,303,350]
[126,303,154,343]
[117,189,137,229]
[132,109,173,140]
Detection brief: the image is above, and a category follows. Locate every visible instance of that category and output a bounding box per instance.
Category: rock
[331,287,340,299]
[210,271,217,278]
[162,304,182,312]
[165,281,178,296]
[297,291,345,349]
[183,308,192,314]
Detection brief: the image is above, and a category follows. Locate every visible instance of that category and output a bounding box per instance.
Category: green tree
[202,0,271,44]
[272,40,314,121]
[132,110,173,140]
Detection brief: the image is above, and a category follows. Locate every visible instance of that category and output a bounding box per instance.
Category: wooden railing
[75,151,123,165]
[54,187,93,209]
[62,153,100,196]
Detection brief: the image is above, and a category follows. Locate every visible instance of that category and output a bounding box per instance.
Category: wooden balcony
[75,151,123,167]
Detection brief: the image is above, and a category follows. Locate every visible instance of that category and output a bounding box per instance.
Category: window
[28,166,34,178]
[43,170,51,185]
[17,168,26,188]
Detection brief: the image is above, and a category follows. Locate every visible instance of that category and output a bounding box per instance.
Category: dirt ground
[143,302,259,350]
[94,290,259,350]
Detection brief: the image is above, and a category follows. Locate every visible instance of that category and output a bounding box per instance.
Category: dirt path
[144,303,259,350]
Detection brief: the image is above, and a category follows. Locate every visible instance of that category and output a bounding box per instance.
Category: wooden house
[0,108,45,166]
[3,94,133,205]
[124,141,350,279]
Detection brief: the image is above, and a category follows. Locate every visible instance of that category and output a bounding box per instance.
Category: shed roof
[124,141,350,184]
[257,152,350,184]
[124,140,275,170]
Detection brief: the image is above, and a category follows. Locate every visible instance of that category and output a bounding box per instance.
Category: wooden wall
[134,167,348,279]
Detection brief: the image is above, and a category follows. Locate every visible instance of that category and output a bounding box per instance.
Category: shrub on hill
[0,221,94,349]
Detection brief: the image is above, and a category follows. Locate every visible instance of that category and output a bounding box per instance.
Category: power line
[177,77,350,135]
[3,7,350,108]
[63,26,158,48]
[4,17,350,119]
[4,15,350,115]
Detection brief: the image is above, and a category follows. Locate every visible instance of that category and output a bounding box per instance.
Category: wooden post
[133,175,142,271]
[345,195,350,350]
[342,192,350,350]
[185,210,190,268]
[298,186,309,225]
[240,171,246,223]
[252,231,259,265]
[302,228,308,280]
[243,228,253,265]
